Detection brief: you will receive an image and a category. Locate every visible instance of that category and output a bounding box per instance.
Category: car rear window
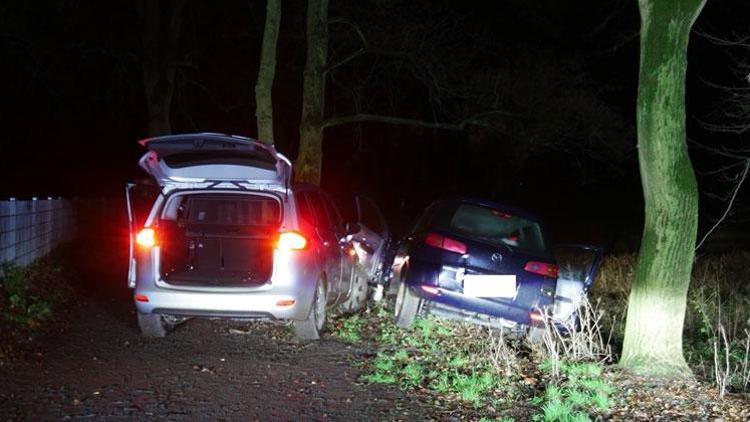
[444,203,546,253]
[185,195,280,226]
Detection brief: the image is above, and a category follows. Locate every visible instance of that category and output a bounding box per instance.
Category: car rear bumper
[410,284,535,325]
[402,259,548,326]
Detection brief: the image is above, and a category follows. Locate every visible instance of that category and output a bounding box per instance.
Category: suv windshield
[440,203,546,253]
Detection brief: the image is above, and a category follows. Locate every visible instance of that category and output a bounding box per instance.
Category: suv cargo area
[159,193,281,287]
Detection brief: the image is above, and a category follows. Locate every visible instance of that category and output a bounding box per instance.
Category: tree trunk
[295,0,329,185]
[619,0,705,378]
[136,0,185,136]
[254,0,281,145]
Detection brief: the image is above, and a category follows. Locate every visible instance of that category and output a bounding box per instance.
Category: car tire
[394,280,420,328]
[339,269,368,314]
[293,279,327,341]
[137,313,171,338]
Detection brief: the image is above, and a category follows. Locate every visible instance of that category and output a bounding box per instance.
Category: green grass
[334,314,366,343]
[532,360,612,420]
[334,302,614,420]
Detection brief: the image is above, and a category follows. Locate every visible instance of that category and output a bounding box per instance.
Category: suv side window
[306,191,330,230]
[321,193,343,233]
[295,192,314,225]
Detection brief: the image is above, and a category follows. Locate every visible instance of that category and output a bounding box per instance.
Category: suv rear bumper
[134,249,318,321]
[135,286,313,320]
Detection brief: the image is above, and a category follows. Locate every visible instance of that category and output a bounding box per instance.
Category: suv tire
[137,313,172,338]
[293,279,327,340]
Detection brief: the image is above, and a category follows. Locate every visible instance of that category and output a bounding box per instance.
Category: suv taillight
[276,231,308,250]
[425,232,467,254]
[524,261,558,278]
[136,227,157,248]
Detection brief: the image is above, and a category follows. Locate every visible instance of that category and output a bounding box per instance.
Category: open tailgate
[138,133,292,192]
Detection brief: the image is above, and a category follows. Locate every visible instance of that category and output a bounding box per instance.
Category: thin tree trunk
[295,0,329,185]
[619,0,705,378]
[136,0,184,136]
[255,0,281,145]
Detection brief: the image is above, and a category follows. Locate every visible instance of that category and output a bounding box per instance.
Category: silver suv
[126,133,387,339]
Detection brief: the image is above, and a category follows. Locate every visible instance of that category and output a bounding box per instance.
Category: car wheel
[293,279,327,340]
[137,312,172,338]
[339,269,368,314]
[394,281,420,328]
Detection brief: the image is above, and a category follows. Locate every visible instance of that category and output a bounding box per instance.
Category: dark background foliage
[1,0,747,247]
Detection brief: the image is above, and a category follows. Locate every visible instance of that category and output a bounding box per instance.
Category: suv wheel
[137,313,173,338]
[293,279,327,340]
[394,281,420,328]
[339,269,368,314]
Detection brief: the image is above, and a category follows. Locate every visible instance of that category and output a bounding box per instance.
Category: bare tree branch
[696,159,750,251]
[324,47,366,73]
[324,17,369,73]
[322,113,489,131]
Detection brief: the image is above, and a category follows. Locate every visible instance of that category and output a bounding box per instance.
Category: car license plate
[463,275,517,298]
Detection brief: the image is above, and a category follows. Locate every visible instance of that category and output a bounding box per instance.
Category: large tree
[254,0,281,145]
[619,0,706,378]
[295,0,329,183]
[136,0,185,136]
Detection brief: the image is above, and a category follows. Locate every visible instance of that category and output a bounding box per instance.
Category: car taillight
[524,261,558,278]
[424,232,467,254]
[136,228,157,248]
[276,231,308,250]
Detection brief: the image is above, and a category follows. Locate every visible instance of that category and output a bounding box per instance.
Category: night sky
[1,0,748,248]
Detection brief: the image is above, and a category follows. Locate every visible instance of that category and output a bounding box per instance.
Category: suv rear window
[164,151,276,170]
[442,203,546,253]
[185,195,280,226]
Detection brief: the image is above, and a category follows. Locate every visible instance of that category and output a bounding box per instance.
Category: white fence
[0,198,75,268]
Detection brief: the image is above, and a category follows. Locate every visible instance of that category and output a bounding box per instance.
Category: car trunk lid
[138,133,292,193]
[430,231,557,310]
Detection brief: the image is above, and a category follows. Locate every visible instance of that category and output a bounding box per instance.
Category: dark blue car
[390,196,601,332]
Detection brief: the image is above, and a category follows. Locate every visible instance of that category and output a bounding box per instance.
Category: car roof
[436,195,545,222]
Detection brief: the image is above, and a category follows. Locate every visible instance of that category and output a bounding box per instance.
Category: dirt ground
[0,235,430,421]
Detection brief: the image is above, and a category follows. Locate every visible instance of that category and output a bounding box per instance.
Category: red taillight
[136,228,156,248]
[524,261,559,278]
[134,294,149,302]
[424,232,467,254]
[276,231,308,250]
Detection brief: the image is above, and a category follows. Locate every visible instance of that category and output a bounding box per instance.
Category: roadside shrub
[591,252,750,394]
[0,260,70,328]
[529,297,613,381]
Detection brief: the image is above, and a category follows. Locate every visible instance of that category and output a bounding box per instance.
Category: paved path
[0,236,429,421]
